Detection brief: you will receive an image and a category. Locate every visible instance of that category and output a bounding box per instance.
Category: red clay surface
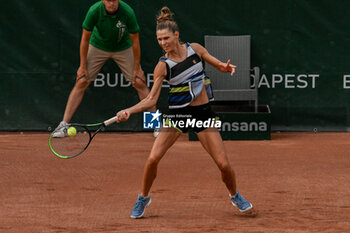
[1,132,350,233]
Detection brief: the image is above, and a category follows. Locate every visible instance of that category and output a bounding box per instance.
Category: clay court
[1,132,350,233]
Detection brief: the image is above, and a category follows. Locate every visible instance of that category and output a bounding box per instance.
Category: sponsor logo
[256,73,319,89]
[343,75,350,89]
[219,121,268,132]
[116,20,126,29]
[94,72,324,89]
[116,20,126,42]
[93,73,169,88]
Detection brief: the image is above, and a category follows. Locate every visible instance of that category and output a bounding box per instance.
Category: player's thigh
[149,128,181,163]
[111,47,134,82]
[86,45,110,81]
[197,128,230,167]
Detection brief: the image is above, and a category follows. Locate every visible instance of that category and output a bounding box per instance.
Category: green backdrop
[1,0,350,131]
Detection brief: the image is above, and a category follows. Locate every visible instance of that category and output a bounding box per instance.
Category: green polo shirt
[82,1,140,52]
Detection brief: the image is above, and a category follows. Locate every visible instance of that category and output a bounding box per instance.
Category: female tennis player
[116,6,253,218]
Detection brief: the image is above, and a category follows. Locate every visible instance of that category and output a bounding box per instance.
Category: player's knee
[218,161,231,174]
[146,156,160,168]
[76,77,90,85]
[132,78,147,90]
[74,79,90,90]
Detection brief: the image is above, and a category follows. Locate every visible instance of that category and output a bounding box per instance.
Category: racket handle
[104,116,118,126]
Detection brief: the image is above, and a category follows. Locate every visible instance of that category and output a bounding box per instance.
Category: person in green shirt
[53,0,157,137]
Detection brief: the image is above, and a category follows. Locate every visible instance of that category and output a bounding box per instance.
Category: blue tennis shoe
[130,194,152,218]
[230,191,253,212]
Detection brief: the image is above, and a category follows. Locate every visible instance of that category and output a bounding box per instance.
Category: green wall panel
[1,0,350,131]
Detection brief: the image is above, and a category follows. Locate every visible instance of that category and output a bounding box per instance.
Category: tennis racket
[49,116,118,159]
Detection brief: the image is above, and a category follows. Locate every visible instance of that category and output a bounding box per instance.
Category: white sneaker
[153,129,160,138]
[52,121,68,138]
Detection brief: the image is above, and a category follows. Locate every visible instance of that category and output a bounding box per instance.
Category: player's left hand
[219,59,236,76]
[116,110,130,122]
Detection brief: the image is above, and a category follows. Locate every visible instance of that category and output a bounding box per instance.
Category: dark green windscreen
[1,0,350,131]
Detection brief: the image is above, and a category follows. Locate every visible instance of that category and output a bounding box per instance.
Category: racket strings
[50,126,90,157]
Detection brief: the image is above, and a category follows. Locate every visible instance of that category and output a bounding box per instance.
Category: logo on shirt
[116,20,126,42]
[143,110,162,129]
[116,20,126,29]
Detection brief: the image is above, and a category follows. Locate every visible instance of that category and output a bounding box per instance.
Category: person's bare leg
[62,78,91,123]
[133,78,150,99]
[140,129,181,197]
[197,129,236,195]
[198,129,254,213]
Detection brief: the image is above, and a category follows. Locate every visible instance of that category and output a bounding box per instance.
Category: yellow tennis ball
[67,126,77,137]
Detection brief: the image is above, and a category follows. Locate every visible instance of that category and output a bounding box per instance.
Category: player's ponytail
[156,6,179,33]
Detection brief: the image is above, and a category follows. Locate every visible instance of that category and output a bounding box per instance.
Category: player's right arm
[77,29,92,80]
[116,61,167,122]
